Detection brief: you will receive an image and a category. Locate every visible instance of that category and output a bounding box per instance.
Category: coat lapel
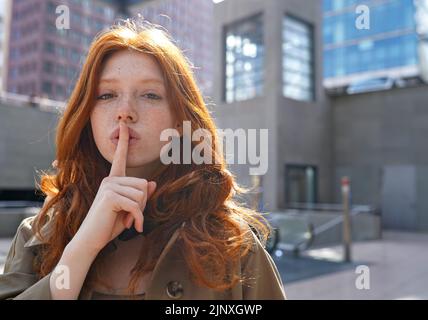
[23,210,55,248]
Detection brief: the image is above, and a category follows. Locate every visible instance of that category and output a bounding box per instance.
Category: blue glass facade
[323,0,418,79]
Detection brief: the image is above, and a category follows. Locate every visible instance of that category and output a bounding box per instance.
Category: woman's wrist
[50,238,99,300]
[65,237,101,259]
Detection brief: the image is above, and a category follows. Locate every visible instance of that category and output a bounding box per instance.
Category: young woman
[0,18,286,300]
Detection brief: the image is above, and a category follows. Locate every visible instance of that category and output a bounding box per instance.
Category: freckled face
[90,50,176,171]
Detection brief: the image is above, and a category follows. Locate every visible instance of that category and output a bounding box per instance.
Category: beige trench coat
[0,214,287,300]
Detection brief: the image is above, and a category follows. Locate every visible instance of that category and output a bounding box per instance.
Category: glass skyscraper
[7,0,115,101]
[323,0,428,89]
[130,0,214,98]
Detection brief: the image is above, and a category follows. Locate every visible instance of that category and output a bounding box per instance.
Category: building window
[10,48,19,60]
[47,1,56,13]
[68,66,78,78]
[42,81,52,94]
[44,41,55,54]
[285,164,317,205]
[43,61,53,74]
[57,64,66,77]
[56,84,65,97]
[55,45,67,58]
[224,14,264,103]
[71,49,81,64]
[11,68,18,79]
[282,15,315,102]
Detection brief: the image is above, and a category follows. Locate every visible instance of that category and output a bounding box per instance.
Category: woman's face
[90,49,177,178]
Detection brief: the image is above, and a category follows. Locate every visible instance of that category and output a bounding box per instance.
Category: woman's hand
[72,122,156,254]
[50,122,156,299]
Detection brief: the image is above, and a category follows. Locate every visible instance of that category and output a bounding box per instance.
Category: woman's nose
[116,97,137,122]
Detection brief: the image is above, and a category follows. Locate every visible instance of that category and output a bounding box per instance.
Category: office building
[323,0,428,89]
[130,0,214,97]
[7,0,115,101]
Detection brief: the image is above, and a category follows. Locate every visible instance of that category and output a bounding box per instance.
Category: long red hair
[34,18,271,294]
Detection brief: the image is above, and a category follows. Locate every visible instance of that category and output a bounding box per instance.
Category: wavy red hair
[34,18,272,295]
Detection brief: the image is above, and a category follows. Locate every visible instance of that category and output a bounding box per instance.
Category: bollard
[341,176,352,262]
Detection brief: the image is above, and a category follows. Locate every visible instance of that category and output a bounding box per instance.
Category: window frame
[282,13,316,102]
[222,12,264,104]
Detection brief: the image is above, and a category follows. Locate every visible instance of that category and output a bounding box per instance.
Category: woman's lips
[109,126,141,147]
[110,137,139,147]
[109,126,141,140]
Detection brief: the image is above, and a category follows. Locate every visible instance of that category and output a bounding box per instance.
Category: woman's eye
[143,93,161,100]
[96,93,161,100]
[97,93,114,100]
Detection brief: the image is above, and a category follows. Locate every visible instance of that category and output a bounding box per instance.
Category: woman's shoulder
[15,216,37,242]
[14,201,55,248]
[230,218,287,299]
[235,217,268,250]
[12,216,46,248]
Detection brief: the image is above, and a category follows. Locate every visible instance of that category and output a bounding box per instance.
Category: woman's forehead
[100,50,164,83]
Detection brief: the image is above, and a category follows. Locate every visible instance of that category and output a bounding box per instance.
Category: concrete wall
[212,0,333,211]
[211,0,277,211]
[0,103,58,190]
[332,85,428,231]
[275,0,333,208]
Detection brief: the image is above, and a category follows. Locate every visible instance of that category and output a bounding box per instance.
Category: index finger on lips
[109,122,129,177]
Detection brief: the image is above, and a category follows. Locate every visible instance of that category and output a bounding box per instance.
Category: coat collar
[24,210,55,248]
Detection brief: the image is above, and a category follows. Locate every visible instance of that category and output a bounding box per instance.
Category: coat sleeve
[0,217,52,300]
[241,230,287,300]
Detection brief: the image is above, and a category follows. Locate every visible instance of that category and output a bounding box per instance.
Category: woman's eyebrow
[99,78,164,85]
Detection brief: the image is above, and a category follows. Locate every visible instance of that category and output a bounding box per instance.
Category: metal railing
[0,91,66,114]
[287,202,377,214]
[268,203,378,256]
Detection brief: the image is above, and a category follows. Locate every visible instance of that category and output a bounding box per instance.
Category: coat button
[166,281,183,299]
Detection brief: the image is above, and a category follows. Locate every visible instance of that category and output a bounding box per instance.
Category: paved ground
[1,231,428,299]
[274,231,428,299]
